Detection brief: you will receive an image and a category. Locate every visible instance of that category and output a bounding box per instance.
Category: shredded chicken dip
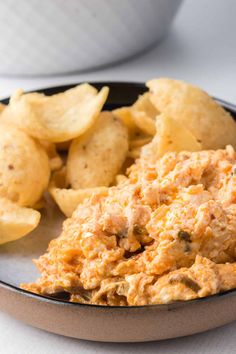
[22,145,236,305]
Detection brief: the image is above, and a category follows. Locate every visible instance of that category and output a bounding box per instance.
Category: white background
[1,0,236,353]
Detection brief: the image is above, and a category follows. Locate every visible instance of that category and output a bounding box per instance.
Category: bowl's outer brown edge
[1,281,236,342]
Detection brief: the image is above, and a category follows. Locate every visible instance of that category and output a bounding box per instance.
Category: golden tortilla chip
[0,123,50,207]
[147,78,236,150]
[49,168,108,217]
[1,84,109,142]
[113,92,158,137]
[0,197,40,245]
[67,112,128,189]
[141,113,202,161]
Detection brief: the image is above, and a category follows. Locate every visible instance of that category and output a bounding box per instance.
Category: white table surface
[1,0,236,353]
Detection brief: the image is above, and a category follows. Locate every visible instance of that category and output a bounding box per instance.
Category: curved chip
[115,174,128,185]
[1,84,109,142]
[32,198,46,210]
[39,140,63,171]
[129,136,152,148]
[113,107,137,136]
[0,197,41,245]
[67,111,129,189]
[49,168,108,217]
[141,113,202,161]
[113,93,158,137]
[147,78,236,150]
[132,92,157,135]
[0,123,50,207]
[126,135,152,160]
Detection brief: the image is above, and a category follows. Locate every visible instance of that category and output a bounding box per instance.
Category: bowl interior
[0,81,236,303]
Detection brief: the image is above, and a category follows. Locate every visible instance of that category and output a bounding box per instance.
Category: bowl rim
[2,278,236,311]
[1,80,236,310]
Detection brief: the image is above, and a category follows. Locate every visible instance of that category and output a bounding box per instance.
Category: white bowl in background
[0,0,182,76]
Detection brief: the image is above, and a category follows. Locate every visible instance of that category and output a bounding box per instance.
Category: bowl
[0,0,182,75]
[0,82,236,342]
